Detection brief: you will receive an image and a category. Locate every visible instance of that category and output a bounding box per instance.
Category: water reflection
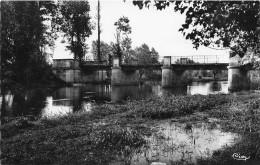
[187,81,228,95]
[1,89,47,117]
[1,81,228,118]
[111,84,156,102]
[131,122,238,165]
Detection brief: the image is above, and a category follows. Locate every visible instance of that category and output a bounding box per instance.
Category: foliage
[130,44,160,79]
[1,1,57,83]
[1,0,95,83]
[114,16,132,37]
[113,16,132,63]
[133,44,159,65]
[112,17,160,65]
[150,47,160,64]
[56,0,93,62]
[110,42,123,62]
[91,40,112,63]
[134,44,152,65]
[121,36,133,63]
[221,98,260,136]
[133,1,260,58]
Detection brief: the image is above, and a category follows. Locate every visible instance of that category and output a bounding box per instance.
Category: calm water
[1,81,228,118]
[130,121,239,165]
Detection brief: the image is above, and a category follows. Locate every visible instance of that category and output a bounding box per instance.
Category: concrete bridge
[52,55,260,91]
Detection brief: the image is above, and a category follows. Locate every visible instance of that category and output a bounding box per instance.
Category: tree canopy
[91,40,111,62]
[133,1,260,58]
[56,0,93,62]
[2,1,57,83]
[112,16,132,63]
[133,44,160,65]
[1,0,94,83]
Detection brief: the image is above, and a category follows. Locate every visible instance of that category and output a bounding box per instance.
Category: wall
[52,69,74,83]
[53,69,107,83]
[52,59,107,84]
[53,59,79,68]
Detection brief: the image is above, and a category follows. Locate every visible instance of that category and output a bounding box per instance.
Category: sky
[53,0,229,62]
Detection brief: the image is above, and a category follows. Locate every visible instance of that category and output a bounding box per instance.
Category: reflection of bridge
[52,55,260,91]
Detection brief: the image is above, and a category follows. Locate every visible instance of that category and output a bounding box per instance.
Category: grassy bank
[1,92,260,164]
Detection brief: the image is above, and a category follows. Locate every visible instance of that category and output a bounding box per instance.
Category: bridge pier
[161,56,173,87]
[228,66,250,91]
[162,56,190,87]
[227,55,250,91]
[111,58,139,85]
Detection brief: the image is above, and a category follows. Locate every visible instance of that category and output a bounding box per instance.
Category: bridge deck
[53,63,229,71]
[76,63,229,71]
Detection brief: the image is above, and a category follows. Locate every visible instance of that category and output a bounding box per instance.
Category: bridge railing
[170,55,224,64]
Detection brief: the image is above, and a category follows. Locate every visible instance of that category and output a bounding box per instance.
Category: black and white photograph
[1,0,260,164]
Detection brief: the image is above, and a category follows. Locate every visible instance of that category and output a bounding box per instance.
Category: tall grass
[222,98,260,135]
[126,94,231,119]
[1,123,146,164]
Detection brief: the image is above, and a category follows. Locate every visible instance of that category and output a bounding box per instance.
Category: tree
[132,44,160,79]
[135,44,152,65]
[96,0,101,62]
[0,2,2,86]
[150,47,159,64]
[57,0,93,62]
[121,36,133,63]
[133,1,260,59]
[1,1,57,83]
[133,44,160,65]
[91,40,111,63]
[113,16,132,63]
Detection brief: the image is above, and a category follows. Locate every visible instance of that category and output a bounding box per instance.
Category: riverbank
[1,91,260,164]
[0,74,73,94]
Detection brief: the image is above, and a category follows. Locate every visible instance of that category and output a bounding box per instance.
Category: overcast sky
[53,0,229,62]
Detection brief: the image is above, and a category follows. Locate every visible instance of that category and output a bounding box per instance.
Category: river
[1,81,228,118]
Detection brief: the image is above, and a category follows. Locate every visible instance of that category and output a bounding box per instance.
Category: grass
[126,94,231,119]
[1,105,147,164]
[1,91,260,164]
[2,125,146,164]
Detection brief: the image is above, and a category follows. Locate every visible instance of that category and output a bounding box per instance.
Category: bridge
[81,55,228,70]
[52,55,260,91]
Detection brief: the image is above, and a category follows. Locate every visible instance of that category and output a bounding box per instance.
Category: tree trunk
[97,0,101,63]
[0,2,2,88]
